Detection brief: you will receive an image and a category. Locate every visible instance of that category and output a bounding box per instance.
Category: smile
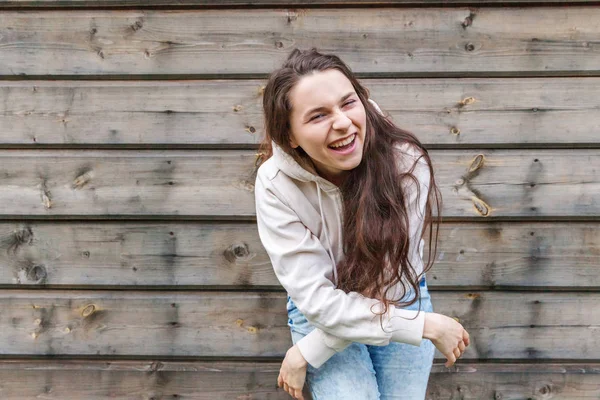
[327,133,357,154]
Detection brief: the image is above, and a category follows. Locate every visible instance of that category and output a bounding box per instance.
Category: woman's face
[288,69,367,185]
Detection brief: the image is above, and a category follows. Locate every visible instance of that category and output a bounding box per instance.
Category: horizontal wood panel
[0,149,597,218]
[2,0,598,8]
[1,221,598,288]
[0,361,597,400]
[2,77,600,146]
[1,290,599,359]
[1,8,600,76]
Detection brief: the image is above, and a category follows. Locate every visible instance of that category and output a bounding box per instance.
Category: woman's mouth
[328,133,357,155]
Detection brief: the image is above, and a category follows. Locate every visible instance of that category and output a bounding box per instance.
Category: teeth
[329,134,355,148]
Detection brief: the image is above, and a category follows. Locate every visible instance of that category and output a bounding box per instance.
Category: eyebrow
[302,92,356,120]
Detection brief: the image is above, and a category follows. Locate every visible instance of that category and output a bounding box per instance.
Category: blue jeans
[286,277,435,400]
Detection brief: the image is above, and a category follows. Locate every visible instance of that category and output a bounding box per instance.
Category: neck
[316,167,348,187]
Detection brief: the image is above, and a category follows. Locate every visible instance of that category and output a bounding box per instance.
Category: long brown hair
[256,48,442,317]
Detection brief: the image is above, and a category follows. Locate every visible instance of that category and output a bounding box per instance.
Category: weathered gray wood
[1,222,598,288]
[427,363,600,399]
[0,80,265,147]
[0,149,597,218]
[0,360,289,400]
[1,0,597,8]
[0,290,599,359]
[2,78,600,146]
[0,360,597,400]
[1,8,600,76]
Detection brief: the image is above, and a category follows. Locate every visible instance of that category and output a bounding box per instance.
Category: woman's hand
[278,344,308,399]
[423,312,470,368]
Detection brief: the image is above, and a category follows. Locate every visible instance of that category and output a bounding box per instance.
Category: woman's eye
[343,100,356,107]
[309,114,324,122]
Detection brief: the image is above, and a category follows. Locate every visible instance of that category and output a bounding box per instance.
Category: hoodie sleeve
[254,149,431,368]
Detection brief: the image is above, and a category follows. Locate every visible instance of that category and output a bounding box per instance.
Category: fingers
[293,388,305,400]
[453,347,461,359]
[463,329,470,346]
[279,376,303,399]
[445,352,456,368]
[458,340,466,352]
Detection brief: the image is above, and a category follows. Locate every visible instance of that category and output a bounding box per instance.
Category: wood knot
[466,293,480,299]
[462,12,476,29]
[8,226,34,254]
[469,154,485,172]
[450,127,461,136]
[538,383,553,395]
[471,196,491,217]
[149,361,164,372]
[131,20,143,31]
[459,96,476,107]
[286,11,298,23]
[465,43,476,52]
[26,265,47,283]
[73,170,94,189]
[245,126,256,134]
[41,192,52,209]
[224,242,250,262]
[233,105,243,112]
[82,304,97,318]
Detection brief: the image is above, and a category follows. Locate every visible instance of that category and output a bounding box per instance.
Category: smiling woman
[287,69,366,187]
[254,48,470,400]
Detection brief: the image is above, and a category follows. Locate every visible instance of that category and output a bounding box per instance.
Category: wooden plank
[1,8,600,76]
[0,149,597,218]
[0,80,265,147]
[0,360,597,400]
[2,77,600,146]
[428,363,600,400]
[1,0,598,8]
[0,290,599,360]
[1,221,598,288]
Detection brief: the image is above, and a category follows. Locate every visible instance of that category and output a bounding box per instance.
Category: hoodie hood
[271,140,339,191]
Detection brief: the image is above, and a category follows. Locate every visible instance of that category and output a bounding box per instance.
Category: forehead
[289,69,355,114]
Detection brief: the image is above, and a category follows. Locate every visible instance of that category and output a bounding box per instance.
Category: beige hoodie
[254,100,431,368]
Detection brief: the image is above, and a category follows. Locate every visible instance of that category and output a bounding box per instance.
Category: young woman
[254,48,470,400]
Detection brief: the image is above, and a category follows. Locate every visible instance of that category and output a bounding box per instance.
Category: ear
[289,135,299,149]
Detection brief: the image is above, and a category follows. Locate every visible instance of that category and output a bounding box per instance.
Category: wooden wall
[0,1,599,399]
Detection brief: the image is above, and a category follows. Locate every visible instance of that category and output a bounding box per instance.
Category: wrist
[289,344,308,368]
[423,312,440,341]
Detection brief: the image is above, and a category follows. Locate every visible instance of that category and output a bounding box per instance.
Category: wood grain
[0,149,597,218]
[2,78,600,146]
[0,221,598,288]
[1,8,600,76]
[0,290,599,359]
[1,0,597,8]
[0,360,597,400]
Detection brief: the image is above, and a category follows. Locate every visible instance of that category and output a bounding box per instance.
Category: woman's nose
[331,109,352,131]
